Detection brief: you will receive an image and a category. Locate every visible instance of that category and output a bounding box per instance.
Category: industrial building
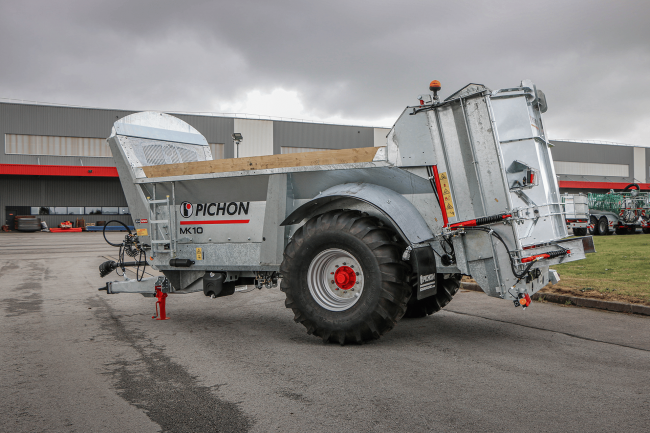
[1,101,648,229]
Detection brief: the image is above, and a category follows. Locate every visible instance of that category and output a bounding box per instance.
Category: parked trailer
[587,184,650,235]
[561,193,589,236]
[97,79,593,344]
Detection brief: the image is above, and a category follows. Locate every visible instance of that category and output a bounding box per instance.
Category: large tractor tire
[573,227,588,236]
[589,216,599,235]
[403,273,461,318]
[280,210,411,345]
[598,216,610,235]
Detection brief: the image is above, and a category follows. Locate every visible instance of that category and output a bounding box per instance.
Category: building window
[28,206,128,215]
[5,134,112,157]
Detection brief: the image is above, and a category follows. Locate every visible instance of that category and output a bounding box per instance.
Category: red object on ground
[334,266,357,290]
[524,293,532,306]
[432,165,448,227]
[50,227,83,232]
[0,164,118,177]
[152,286,169,320]
[59,221,73,229]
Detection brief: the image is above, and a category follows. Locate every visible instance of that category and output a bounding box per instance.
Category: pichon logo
[180,201,193,218]
[179,201,250,217]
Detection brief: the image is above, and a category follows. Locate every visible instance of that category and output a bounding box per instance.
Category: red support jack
[152,286,170,320]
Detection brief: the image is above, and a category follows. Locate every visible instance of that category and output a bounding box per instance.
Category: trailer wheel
[589,216,598,235]
[280,210,411,345]
[403,274,461,318]
[643,228,650,234]
[573,227,588,236]
[615,226,627,235]
[598,217,610,235]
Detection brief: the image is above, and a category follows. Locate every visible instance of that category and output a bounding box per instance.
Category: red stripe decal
[180,220,250,225]
[432,165,448,228]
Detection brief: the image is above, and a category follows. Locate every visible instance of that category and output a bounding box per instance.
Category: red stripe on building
[0,164,119,177]
[180,220,250,225]
[559,181,650,190]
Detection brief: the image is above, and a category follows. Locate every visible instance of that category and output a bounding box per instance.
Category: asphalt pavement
[1,232,649,432]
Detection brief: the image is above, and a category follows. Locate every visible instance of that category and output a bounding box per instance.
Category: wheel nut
[331,280,334,284]
[356,272,359,276]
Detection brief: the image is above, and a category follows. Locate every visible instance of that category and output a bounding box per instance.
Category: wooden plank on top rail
[142,147,383,178]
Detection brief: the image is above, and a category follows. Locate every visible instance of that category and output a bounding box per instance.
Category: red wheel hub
[334,266,356,290]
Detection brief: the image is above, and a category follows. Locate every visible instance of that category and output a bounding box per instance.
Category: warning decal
[438,172,456,217]
[136,228,148,236]
[196,247,203,261]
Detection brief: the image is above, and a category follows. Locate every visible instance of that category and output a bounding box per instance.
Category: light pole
[232,133,243,158]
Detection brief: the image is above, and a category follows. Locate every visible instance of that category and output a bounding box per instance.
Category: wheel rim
[307,248,365,312]
[599,219,607,233]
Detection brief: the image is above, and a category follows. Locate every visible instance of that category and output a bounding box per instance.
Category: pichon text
[192,202,250,217]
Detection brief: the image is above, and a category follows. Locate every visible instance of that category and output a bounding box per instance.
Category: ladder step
[151,240,170,244]
[149,220,169,224]
[148,199,169,204]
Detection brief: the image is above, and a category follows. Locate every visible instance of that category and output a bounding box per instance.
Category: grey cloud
[0,0,648,143]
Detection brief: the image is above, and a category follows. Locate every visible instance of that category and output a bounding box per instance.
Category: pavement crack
[445,309,650,353]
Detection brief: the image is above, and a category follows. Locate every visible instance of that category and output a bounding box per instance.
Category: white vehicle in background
[562,193,590,236]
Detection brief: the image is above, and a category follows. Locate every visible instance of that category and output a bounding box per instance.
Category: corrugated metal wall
[5,134,112,157]
[373,128,390,147]
[553,161,629,177]
[550,140,634,183]
[173,113,234,158]
[209,143,225,159]
[233,119,274,158]
[280,146,330,154]
[0,175,130,226]
[0,103,237,164]
[273,121,375,155]
[0,103,134,166]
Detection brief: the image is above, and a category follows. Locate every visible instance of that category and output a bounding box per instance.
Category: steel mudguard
[280,182,434,245]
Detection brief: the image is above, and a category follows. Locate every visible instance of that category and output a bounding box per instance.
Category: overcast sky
[1,0,649,145]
